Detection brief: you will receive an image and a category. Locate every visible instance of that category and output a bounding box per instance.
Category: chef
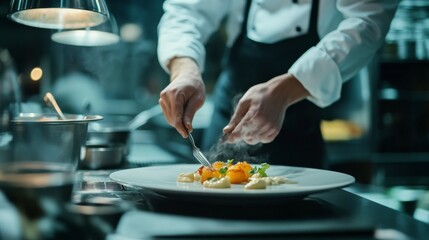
[157,0,399,168]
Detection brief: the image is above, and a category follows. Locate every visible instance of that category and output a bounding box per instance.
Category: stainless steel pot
[10,113,102,168]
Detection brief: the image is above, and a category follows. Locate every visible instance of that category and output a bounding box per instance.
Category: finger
[172,92,187,138]
[159,98,173,126]
[244,121,280,144]
[259,134,276,143]
[260,127,280,143]
[223,99,250,134]
[183,95,204,133]
[243,136,259,145]
[227,110,254,143]
[246,129,271,144]
[243,125,261,145]
[160,89,174,122]
[160,97,187,137]
[250,123,271,144]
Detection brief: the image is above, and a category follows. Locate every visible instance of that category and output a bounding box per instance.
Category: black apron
[202,0,325,168]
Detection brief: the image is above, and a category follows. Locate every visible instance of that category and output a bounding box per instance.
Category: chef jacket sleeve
[288,0,399,107]
[157,0,229,74]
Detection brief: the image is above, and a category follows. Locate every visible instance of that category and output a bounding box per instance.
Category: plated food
[177,160,297,189]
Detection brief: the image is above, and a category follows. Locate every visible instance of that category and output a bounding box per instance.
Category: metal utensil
[187,130,211,167]
[87,105,162,156]
[88,105,162,132]
[44,92,66,120]
[127,105,162,130]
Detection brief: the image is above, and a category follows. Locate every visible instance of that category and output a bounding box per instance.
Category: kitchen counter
[1,168,429,239]
[70,167,428,240]
[109,188,429,239]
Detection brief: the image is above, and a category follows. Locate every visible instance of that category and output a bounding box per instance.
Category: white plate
[110,164,355,201]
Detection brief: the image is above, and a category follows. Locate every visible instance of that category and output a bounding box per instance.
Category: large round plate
[110,164,355,201]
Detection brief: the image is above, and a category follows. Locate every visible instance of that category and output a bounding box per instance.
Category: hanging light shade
[51,15,120,47]
[8,0,109,29]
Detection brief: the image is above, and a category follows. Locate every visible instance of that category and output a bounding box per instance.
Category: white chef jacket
[157,0,399,107]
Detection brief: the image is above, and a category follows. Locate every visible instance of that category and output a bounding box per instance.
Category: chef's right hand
[159,57,206,138]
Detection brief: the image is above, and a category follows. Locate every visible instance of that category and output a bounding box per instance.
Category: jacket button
[296,26,302,32]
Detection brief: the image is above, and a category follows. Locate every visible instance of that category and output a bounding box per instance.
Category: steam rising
[207,139,267,164]
[206,93,268,164]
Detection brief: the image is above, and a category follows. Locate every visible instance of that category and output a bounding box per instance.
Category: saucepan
[87,104,162,154]
[81,143,125,169]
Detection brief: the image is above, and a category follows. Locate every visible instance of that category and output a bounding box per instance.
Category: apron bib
[203,0,325,168]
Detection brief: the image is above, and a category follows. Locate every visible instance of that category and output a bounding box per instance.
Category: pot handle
[128,105,162,130]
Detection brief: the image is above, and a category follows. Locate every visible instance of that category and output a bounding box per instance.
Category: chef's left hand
[223,73,310,145]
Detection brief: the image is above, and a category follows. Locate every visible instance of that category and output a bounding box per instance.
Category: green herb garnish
[249,163,270,177]
[219,166,228,176]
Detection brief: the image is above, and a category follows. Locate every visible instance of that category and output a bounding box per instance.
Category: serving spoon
[43,92,66,120]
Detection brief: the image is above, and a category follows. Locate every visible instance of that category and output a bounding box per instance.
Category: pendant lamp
[51,15,120,47]
[8,0,109,29]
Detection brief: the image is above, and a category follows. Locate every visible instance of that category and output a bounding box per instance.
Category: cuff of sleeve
[157,43,206,74]
[288,47,342,108]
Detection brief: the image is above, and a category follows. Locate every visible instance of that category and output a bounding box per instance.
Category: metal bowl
[82,143,124,169]
[9,113,103,168]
